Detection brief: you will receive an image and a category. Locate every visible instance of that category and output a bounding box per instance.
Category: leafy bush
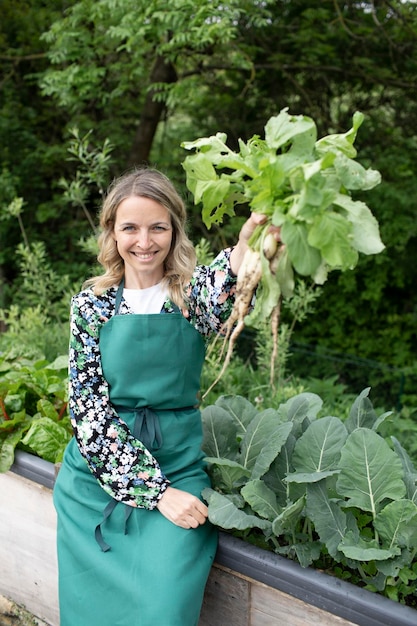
[201,389,417,606]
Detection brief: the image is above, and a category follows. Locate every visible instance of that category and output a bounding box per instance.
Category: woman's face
[113,195,173,289]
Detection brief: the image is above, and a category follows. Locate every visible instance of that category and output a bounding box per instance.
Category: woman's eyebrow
[119,220,171,226]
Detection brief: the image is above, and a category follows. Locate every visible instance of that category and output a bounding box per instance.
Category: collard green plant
[202,389,417,604]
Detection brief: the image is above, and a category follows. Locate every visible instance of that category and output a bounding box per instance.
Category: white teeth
[132,252,155,259]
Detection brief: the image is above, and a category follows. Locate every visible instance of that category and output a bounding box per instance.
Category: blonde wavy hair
[85,168,196,309]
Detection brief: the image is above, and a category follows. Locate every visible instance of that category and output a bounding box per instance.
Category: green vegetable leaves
[182,108,384,309]
[0,355,71,472]
[201,389,417,596]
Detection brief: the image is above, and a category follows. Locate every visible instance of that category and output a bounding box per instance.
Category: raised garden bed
[1,451,416,626]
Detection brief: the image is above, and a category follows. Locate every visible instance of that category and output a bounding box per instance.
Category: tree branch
[0,53,47,62]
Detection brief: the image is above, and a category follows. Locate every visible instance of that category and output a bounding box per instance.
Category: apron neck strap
[115,277,125,315]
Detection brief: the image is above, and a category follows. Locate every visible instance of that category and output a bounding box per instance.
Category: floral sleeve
[68,290,169,509]
[185,248,238,336]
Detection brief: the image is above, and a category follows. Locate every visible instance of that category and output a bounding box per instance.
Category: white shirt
[123,283,169,314]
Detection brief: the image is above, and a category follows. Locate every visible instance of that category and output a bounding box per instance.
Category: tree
[39,0,272,165]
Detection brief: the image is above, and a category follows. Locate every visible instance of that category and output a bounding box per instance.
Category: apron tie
[132,406,163,451]
[95,499,135,552]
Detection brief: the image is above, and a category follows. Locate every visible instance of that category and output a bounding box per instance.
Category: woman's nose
[136,230,151,249]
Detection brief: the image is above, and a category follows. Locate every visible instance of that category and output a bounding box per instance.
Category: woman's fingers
[156,486,208,528]
[239,213,281,245]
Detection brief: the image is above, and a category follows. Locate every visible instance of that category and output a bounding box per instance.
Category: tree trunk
[128,55,177,166]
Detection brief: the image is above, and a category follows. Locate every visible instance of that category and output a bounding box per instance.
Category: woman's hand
[230,213,280,276]
[156,486,208,529]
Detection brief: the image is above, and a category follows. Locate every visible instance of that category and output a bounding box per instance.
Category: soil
[0,597,50,626]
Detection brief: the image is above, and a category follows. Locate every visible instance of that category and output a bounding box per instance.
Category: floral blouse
[68,249,237,510]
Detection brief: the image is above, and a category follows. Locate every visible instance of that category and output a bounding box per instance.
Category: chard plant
[201,389,417,605]
[0,354,71,472]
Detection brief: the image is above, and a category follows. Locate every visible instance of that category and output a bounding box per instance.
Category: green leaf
[376,550,414,579]
[239,408,287,471]
[201,404,240,458]
[202,488,272,531]
[21,416,71,463]
[46,354,69,370]
[333,153,381,191]
[276,392,322,440]
[334,195,385,255]
[274,245,295,299]
[308,211,358,270]
[182,152,217,202]
[272,496,305,536]
[337,428,406,516]
[0,429,26,473]
[339,531,399,561]
[251,421,293,480]
[281,221,322,276]
[0,409,27,430]
[290,415,348,477]
[204,457,251,492]
[37,398,59,421]
[306,481,346,558]
[374,499,417,550]
[286,469,339,484]
[181,132,229,157]
[241,479,281,521]
[284,392,323,422]
[315,111,364,159]
[293,541,322,568]
[344,388,380,433]
[264,108,316,152]
[391,437,417,504]
[247,250,282,325]
[214,394,258,434]
[4,393,24,413]
[264,435,297,505]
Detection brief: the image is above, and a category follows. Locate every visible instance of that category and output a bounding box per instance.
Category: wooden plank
[0,472,58,626]
[251,580,357,626]
[199,565,250,626]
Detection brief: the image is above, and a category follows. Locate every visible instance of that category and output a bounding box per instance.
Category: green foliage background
[1,0,417,407]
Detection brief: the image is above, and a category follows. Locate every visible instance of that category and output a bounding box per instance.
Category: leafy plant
[182,108,384,295]
[58,127,114,234]
[182,109,385,393]
[201,389,417,605]
[0,354,71,472]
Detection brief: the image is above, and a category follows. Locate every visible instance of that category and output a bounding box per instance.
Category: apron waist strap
[132,406,163,452]
[114,404,197,452]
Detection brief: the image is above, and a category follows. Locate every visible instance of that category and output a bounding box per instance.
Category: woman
[54,167,275,626]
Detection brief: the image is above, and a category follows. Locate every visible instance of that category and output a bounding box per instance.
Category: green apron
[54,285,218,626]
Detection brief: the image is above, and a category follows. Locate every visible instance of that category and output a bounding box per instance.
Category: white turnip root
[202,247,263,399]
[269,300,281,388]
[263,232,278,260]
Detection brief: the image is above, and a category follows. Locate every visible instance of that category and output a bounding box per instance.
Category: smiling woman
[52,167,275,626]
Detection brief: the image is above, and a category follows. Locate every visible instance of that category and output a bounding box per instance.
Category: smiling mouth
[130,251,158,260]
